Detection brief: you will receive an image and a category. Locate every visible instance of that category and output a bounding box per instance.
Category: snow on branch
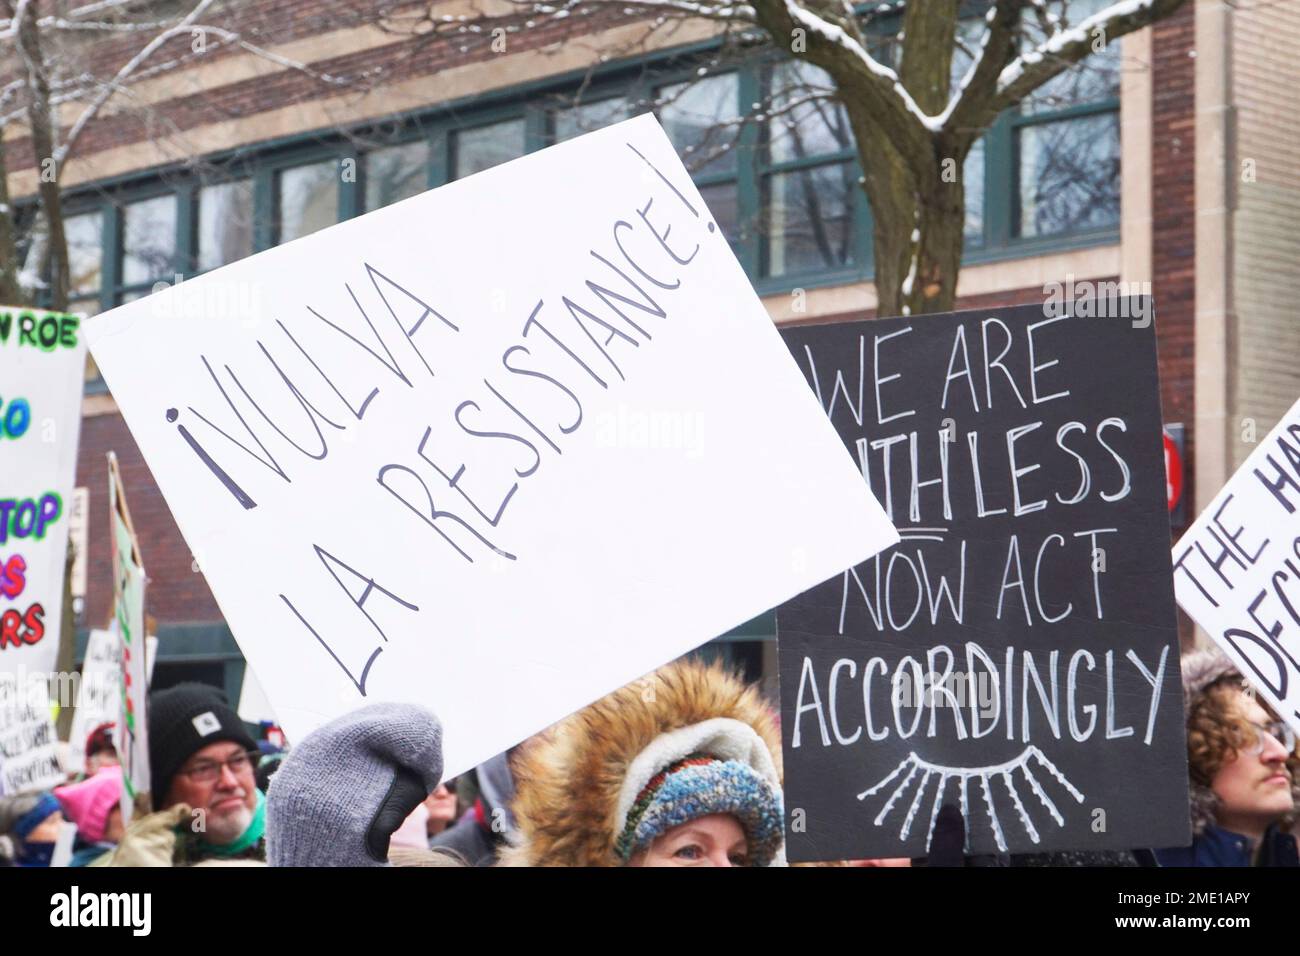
[933,0,1020,135]
[573,0,758,20]
[43,0,366,165]
[0,0,32,40]
[65,0,149,20]
[54,0,221,163]
[38,18,177,33]
[997,0,1164,99]
[779,0,941,132]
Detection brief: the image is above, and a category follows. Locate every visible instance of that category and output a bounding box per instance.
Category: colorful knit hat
[613,717,784,866]
[0,791,61,841]
[54,766,123,844]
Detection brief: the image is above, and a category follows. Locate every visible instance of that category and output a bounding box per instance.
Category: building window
[65,211,104,309]
[1012,0,1120,239]
[198,179,255,271]
[551,97,628,143]
[277,160,337,243]
[1017,112,1120,237]
[120,194,175,290]
[46,29,1123,345]
[63,210,105,387]
[964,138,986,246]
[659,73,740,247]
[364,141,430,211]
[765,163,857,277]
[452,119,525,178]
[761,60,856,277]
[659,73,738,178]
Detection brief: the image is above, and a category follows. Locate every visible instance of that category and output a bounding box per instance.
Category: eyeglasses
[178,750,258,785]
[1247,721,1297,756]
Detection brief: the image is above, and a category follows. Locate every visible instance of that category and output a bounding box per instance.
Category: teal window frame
[45,30,1119,387]
[999,96,1122,250]
[112,187,185,303]
[749,57,868,293]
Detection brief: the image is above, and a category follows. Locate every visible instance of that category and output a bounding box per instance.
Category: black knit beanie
[148,682,257,810]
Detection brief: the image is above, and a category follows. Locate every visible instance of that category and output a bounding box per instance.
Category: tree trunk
[906,142,966,317]
[15,0,70,311]
[0,136,26,306]
[848,109,967,319]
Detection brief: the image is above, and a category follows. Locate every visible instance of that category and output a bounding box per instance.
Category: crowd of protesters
[0,649,1295,868]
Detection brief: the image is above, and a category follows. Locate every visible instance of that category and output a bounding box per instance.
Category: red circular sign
[1164,430,1184,513]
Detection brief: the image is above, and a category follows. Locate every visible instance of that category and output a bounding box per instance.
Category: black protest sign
[777,298,1188,861]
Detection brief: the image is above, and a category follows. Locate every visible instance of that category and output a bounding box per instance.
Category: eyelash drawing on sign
[858,745,1086,853]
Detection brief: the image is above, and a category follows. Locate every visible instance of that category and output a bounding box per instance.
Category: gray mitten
[266,703,443,866]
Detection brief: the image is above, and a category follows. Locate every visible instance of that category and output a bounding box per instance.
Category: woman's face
[628,813,749,867]
[1211,693,1295,835]
[423,783,458,830]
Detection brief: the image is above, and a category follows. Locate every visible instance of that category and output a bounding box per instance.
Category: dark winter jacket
[429,751,516,866]
[430,804,501,867]
[1153,824,1299,867]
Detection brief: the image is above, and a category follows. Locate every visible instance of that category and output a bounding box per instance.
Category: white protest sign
[238,666,276,725]
[0,673,64,795]
[67,627,122,775]
[109,454,150,818]
[1173,396,1300,734]
[0,307,86,675]
[51,820,77,868]
[86,114,898,777]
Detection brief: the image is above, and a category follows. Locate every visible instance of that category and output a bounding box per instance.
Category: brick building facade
[6,0,1297,700]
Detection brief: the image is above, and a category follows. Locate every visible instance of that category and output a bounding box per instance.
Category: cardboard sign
[69,486,89,606]
[0,673,63,794]
[777,300,1188,860]
[109,454,150,818]
[1173,396,1300,735]
[0,307,86,674]
[85,114,898,778]
[66,627,122,775]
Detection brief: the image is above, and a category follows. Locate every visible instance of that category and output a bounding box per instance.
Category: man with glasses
[1154,651,1299,867]
[142,682,265,864]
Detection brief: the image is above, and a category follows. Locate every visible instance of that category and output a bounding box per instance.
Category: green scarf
[183,789,267,860]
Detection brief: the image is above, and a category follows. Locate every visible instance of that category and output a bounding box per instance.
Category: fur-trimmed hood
[500,658,782,866]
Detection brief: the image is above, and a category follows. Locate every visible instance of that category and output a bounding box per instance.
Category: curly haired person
[1154,650,1298,866]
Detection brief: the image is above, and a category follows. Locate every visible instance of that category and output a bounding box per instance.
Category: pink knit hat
[54,766,123,844]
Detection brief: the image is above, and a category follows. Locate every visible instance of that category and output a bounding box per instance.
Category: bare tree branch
[943,0,1023,139]
[995,0,1184,109]
[748,0,933,159]
[54,0,221,164]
